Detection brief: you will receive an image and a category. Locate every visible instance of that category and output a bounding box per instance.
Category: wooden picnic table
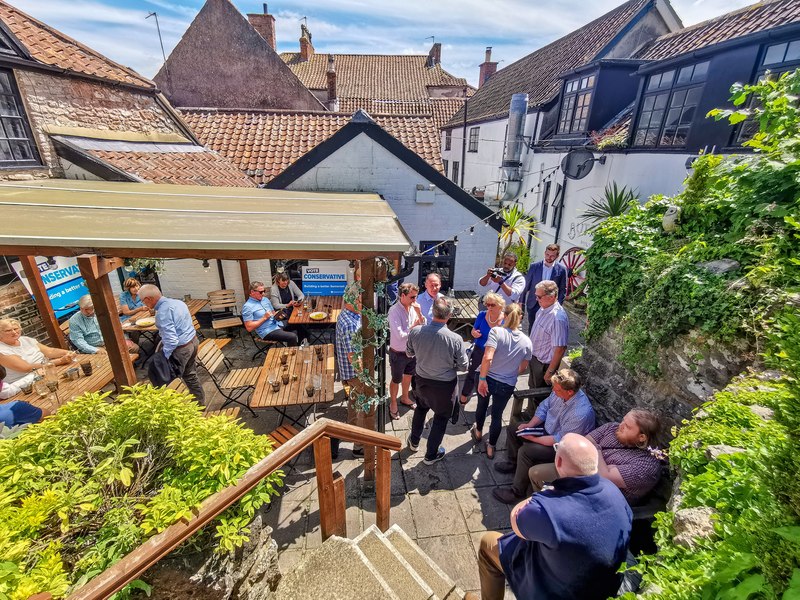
[251,343,335,425]
[448,290,481,336]
[121,299,207,333]
[288,296,343,326]
[2,354,115,412]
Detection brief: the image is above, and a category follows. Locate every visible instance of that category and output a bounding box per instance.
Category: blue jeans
[475,377,515,446]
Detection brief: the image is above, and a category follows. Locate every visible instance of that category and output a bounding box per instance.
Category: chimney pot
[326,56,338,111]
[478,47,498,88]
[426,42,441,68]
[485,46,492,62]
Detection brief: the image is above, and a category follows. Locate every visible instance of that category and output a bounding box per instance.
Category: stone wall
[572,325,754,434]
[0,280,47,342]
[14,69,183,174]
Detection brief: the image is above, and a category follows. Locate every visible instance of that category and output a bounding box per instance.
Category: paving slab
[409,491,468,538]
[403,456,453,495]
[456,487,512,533]
[444,453,496,490]
[416,533,481,592]
[363,494,417,539]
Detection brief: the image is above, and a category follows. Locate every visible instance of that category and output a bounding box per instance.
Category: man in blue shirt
[69,295,139,356]
[242,281,299,346]
[139,284,204,404]
[417,272,444,323]
[474,433,631,600]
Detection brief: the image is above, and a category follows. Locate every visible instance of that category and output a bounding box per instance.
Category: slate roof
[0,1,153,88]
[182,109,445,184]
[280,53,468,99]
[445,0,653,127]
[636,0,800,61]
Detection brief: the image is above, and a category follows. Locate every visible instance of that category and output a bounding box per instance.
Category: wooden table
[289,296,343,344]
[251,343,335,426]
[448,290,481,337]
[121,299,208,334]
[2,354,115,412]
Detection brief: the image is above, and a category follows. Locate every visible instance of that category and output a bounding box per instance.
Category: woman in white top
[0,318,77,383]
[472,304,533,459]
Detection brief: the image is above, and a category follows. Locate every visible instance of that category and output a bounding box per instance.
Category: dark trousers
[409,375,458,461]
[263,328,299,346]
[527,306,540,334]
[460,345,485,399]
[505,423,557,495]
[475,377,515,446]
[527,357,549,390]
[171,337,204,404]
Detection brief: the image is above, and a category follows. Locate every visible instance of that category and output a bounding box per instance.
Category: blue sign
[302,266,347,296]
[12,257,89,319]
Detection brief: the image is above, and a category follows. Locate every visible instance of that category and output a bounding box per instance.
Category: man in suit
[520,244,567,332]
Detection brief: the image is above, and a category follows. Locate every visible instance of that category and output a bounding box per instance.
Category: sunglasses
[409,295,418,299]
[535,293,546,299]
[485,303,498,307]
[254,289,266,294]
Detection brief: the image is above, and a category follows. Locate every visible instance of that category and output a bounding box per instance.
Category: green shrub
[0,385,281,599]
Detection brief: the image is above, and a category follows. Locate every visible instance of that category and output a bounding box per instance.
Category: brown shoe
[493,486,526,505]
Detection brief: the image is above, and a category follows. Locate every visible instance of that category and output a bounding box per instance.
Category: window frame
[451,161,460,185]
[468,126,479,152]
[0,68,40,168]
[442,159,448,177]
[444,129,452,151]
[557,72,596,135]
[540,180,551,224]
[632,60,710,149]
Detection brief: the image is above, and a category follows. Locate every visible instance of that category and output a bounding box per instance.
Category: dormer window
[557,74,595,134]
[0,69,40,168]
[633,60,709,147]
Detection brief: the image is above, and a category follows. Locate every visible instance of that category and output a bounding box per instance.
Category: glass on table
[33,380,49,399]
[312,374,322,394]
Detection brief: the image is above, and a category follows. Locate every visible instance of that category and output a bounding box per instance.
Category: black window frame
[0,68,40,168]
[551,183,563,228]
[444,129,452,151]
[632,60,709,148]
[540,180,551,224]
[442,159,448,177]
[451,161,459,185]
[468,126,479,152]
[557,73,595,135]
[418,240,456,292]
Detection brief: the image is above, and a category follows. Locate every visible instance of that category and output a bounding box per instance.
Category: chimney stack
[299,22,314,61]
[326,55,339,112]
[425,42,441,68]
[247,4,276,51]
[479,46,497,87]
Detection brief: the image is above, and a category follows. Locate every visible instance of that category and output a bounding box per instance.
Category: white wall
[284,132,498,292]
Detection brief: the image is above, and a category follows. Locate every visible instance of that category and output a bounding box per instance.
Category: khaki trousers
[478,531,506,600]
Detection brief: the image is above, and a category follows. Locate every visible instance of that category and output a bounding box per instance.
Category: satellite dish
[561,148,597,180]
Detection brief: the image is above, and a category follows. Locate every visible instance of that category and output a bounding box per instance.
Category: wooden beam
[238,260,250,298]
[77,255,136,389]
[18,255,66,349]
[332,473,346,538]
[375,447,391,532]
[361,258,377,482]
[313,436,346,541]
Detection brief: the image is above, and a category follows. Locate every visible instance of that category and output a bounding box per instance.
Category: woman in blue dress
[458,292,505,408]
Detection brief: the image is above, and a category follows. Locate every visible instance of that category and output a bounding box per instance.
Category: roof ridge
[0,0,153,88]
[180,106,442,119]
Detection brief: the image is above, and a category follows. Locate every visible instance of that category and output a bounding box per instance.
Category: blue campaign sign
[11,256,89,319]
[302,266,347,296]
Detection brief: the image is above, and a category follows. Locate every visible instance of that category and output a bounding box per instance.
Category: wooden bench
[267,423,301,476]
[196,338,260,417]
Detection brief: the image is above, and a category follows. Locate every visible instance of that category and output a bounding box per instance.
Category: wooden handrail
[63,418,401,600]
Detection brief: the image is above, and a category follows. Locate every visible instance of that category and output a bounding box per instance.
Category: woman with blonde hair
[456,292,505,412]
[0,318,76,383]
[472,303,533,459]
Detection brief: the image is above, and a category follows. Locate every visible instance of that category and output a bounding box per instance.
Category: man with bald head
[474,433,632,600]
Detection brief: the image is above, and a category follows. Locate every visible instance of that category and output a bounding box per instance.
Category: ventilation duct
[500,93,528,201]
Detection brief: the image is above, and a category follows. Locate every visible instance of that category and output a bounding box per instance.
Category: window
[540,180,551,224]
[451,161,459,185]
[468,127,479,152]
[442,159,448,177]
[419,241,456,292]
[763,40,800,67]
[0,70,39,167]
[633,61,709,148]
[557,73,595,134]
[444,130,452,151]
[551,183,563,228]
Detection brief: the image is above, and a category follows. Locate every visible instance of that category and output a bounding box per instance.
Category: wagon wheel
[560,246,586,298]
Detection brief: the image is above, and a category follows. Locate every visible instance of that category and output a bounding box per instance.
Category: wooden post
[77,255,136,389]
[375,447,391,532]
[360,257,377,482]
[332,473,346,537]
[18,255,66,349]
[238,260,251,298]
[313,436,345,540]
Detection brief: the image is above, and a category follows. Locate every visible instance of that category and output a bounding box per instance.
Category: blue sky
[11,0,755,86]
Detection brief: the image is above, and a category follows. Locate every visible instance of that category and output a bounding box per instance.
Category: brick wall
[14,69,184,173]
[0,280,48,342]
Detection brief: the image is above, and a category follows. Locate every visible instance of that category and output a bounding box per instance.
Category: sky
[10,0,757,86]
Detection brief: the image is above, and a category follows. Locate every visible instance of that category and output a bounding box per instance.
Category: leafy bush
[0,386,281,599]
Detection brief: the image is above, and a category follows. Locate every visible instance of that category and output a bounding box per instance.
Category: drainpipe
[553,178,568,245]
[460,86,467,188]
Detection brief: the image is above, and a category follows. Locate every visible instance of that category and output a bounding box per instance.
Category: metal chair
[195,339,260,417]
[207,289,243,340]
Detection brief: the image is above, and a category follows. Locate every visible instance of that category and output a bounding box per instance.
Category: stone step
[353,525,435,600]
[274,536,400,600]
[385,524,463,600]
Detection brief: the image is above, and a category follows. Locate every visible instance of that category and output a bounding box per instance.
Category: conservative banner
[301,262,348,296]
[11,256,88,319]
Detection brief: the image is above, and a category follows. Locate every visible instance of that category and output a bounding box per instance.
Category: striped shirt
[534,389,595,442]
[68,311,104,354]
[335,308,361,381]
[529,301,569,363]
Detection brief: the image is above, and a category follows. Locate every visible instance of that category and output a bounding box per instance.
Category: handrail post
[313,436,345,540]
[376,447,391,531]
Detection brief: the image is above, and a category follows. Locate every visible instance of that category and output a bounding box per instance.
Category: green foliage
[508,240,531,273]
[498,203,538,258]
[580,182,639,229]
[0,386,281,599]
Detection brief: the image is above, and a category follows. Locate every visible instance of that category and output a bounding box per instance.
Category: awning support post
[19,255,67,349]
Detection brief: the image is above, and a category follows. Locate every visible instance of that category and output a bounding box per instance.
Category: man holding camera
[479,253,526,305]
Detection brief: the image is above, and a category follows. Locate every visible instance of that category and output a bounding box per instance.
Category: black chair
[628,465,673,555]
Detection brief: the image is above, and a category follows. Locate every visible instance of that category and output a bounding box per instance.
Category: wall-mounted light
[453,236,459,247]
[202,259,210,273]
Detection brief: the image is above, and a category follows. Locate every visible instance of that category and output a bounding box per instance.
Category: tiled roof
[0,1,154,88]
[338,97,466,130]
[446,0,652,127]
[181,109,444,185]
[280,53,468,100]
[636,0,800,61]
[89,149,256,187]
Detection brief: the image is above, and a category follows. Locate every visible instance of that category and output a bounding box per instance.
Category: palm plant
[498,203,538,258]
[580,182,638,229]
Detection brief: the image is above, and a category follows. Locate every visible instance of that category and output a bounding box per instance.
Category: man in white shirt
[417,272,444,323]
[479,253,526,305]
[387,282,426,419]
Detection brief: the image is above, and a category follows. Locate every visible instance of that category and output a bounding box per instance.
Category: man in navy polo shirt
[474,433,631,600]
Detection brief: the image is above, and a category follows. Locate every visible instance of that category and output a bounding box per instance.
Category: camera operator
[479,253,526,305]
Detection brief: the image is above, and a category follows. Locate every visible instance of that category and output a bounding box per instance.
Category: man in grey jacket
[406,297,468,465]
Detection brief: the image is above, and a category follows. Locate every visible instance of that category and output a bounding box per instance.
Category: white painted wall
[284,132,498,292]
